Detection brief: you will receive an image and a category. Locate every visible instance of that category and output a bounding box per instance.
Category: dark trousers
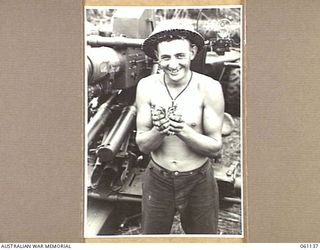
[141,158,219,234]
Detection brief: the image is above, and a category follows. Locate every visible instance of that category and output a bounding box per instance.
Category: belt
[149,157,210,177]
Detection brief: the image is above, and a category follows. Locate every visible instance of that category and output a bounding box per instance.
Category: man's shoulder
[193,72,224,111]
[193,72,221,92]
[136,74,162,100]
[138,74,161,88]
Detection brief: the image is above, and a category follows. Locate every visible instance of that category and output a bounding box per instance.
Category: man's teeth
[170,69,180,73]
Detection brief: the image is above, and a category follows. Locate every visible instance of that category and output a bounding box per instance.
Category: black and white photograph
[84,6,243,237]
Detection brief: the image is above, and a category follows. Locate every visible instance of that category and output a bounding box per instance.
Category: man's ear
[190,45,198,60]
[154,50,159,61]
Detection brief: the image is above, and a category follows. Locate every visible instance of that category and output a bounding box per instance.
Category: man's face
[157,39,197,83]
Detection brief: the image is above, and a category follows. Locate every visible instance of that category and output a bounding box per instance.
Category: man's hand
[151,105,188,136]
[168,112,185,135]
[151,106,171,135]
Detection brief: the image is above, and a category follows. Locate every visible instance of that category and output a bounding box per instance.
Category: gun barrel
[87,92,118,146]
[97,105,136,162]
[87,36,144,48]
[88,190,141,203]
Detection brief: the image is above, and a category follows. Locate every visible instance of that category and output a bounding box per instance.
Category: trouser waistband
[149,157,210,177]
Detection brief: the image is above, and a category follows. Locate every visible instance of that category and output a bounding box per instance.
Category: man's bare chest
[150,84,204,128]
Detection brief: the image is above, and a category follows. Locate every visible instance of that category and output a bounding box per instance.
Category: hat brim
[143,28,205,60]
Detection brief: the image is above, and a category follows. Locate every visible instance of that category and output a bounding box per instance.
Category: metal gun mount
[86,43,149,97]
[86,9,155,236]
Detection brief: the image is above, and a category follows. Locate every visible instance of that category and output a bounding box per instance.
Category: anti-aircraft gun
[86,9,241,236]
[86,9,155,236]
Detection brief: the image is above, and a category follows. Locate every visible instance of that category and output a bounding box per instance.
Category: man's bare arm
[135,78,169,154]
[170,80,224,158]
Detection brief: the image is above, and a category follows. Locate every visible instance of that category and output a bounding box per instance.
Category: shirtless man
[135,21,224,234]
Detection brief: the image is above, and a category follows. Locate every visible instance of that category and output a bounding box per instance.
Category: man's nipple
[190,122,197,127]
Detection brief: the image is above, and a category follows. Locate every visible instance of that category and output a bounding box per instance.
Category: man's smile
[167,67,182,75]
